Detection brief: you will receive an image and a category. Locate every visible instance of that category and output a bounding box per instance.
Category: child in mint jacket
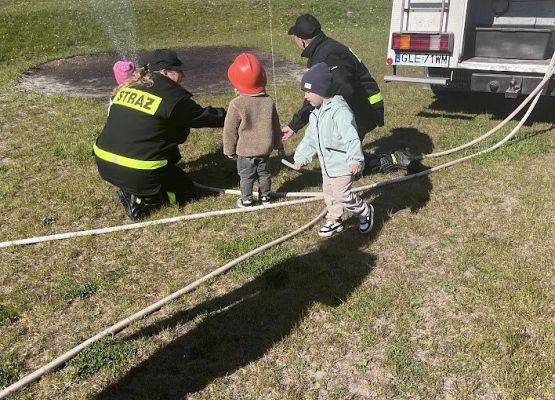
[293,62,374,237]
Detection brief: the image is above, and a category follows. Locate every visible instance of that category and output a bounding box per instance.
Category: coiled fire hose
[0,54,553,398]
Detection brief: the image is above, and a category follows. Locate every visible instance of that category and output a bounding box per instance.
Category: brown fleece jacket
[223,93,282,157]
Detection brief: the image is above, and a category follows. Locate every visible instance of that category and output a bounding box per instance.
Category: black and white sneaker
[260,195,271,205]
[236,198,254,208]
[359,204,375,234]
[318,219,344,237]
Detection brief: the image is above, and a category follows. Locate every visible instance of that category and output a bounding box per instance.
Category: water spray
[83,0,140,65]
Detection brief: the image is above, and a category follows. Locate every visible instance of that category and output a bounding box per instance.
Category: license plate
[394,52,450,67]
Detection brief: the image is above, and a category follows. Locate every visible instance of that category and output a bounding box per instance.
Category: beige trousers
[322,173,369,220]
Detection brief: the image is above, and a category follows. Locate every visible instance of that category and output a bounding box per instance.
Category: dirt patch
[17,47,306,99]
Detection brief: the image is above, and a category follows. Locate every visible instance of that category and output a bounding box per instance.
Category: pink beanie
[113,61,135,85]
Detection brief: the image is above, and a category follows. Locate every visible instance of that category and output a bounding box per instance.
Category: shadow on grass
[366,127,434,158]
[174,145,241,202]
[368,128,433,220]
[95,156,433,398]
[184,145,239,189]
[184,145,291,194]
[96,236,375,399]
[421,92,555,124]
[185,142,324,198]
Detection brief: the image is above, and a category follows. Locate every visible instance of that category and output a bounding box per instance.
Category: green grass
[65,337,136,380]
[0,357,20,390]
[0,303,20,326]
[385,311,436,397]
[213,231,294,276]
[63,281,100,303]
[0,0,553,399]
[60,270,123,303]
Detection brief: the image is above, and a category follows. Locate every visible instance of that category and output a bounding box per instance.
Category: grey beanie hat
[300,62,332,97]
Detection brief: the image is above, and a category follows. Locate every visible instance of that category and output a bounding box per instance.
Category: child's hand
[226,154,237,160]
[293,163,302,171]
[281,126,295,140]
[349,163,362,174]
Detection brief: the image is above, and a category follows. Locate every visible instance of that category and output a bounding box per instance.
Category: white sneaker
[318,219,344,237]
[359,204,374,234]
[260,195,271,205]
[236,198,254,208]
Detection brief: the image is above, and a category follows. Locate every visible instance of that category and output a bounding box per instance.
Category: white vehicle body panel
[386,0,555,80]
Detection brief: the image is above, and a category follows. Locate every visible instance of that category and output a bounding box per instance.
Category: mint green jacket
[293,95,364,177]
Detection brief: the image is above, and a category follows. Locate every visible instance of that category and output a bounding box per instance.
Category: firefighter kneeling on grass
[94,49,226,220]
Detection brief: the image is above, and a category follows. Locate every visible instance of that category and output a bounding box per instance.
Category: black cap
[300,62,332,97]
[288,14,322,39]
[147,49,187,72]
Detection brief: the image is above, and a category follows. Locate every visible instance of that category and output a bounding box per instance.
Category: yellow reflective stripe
[112,88,162,115]
[369,92,383,104]
[166,192,177,205]
[348,47,362,62]
[93,144,167,170]
[391,153,398,166]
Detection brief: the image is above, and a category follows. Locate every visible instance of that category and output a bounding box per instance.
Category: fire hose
[0,61,553,250]
[0,55,553,398]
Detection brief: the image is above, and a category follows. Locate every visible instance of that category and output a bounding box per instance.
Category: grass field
[0,1,554,399]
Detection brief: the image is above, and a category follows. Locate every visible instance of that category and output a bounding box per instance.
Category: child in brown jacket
[223,53,283,207]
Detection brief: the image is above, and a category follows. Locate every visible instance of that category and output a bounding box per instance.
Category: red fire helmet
[227,53,267,95]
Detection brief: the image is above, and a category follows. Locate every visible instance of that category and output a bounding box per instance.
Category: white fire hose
[0,60,552,250]
[0,55,553,398]
[0,196,322,249]
[423,58,555,159]
[0,209,327,400]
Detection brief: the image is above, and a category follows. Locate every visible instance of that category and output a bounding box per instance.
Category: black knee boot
[364,147,415,174]
[116,188,167,220]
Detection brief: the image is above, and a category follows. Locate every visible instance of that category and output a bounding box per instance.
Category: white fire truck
[384,0,555,97]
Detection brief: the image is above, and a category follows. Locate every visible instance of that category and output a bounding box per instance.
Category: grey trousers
[322,173,369,220]
[237,156,271,200]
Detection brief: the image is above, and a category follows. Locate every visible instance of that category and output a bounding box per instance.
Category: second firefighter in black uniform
[284,14,414,173]
[94,49,226,220]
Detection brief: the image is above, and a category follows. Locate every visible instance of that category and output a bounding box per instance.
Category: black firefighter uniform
[94,73,225,205]
[288,32,384,138]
